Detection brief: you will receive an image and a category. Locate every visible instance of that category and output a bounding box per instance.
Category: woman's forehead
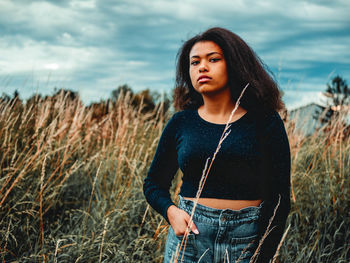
[189,41,223,58]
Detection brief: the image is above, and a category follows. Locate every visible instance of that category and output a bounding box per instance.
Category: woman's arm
[143,113,199,235]
[256,111,291,262]
[143,114,179,223]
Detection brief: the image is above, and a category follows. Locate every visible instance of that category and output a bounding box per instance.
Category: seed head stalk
[174,83,250,263]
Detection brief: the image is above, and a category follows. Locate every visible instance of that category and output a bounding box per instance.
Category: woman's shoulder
[164,109,196,130]
[253,108,282,121]
[170,108,196,122]
[263,110,283,123]
[253,109,285,132]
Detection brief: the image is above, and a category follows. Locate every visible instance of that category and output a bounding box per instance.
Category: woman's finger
[190,222,199,234]
[185,215,199,234]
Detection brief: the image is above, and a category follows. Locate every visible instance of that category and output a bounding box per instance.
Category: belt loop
[178,195,183,208]
[259,200,264,208]
[178,195,189,211]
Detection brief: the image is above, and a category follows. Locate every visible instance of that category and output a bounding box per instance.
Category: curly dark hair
[173,27,285,113]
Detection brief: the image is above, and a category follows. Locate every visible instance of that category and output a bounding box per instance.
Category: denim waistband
[178,195,263,224]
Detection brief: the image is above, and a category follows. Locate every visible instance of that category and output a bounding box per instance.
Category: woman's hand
[167,205,199,236]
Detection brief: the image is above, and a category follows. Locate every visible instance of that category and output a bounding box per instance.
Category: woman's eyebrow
[190,52,222,59]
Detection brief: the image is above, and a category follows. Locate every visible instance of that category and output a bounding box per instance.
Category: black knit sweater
[143,108,291,262]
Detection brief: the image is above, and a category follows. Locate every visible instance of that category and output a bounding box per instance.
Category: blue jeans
[163,196,263,263]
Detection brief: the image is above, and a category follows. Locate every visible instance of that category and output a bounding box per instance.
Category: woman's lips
[198,76,212,83]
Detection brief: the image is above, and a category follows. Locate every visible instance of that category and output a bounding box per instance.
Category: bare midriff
[183,197,262,210]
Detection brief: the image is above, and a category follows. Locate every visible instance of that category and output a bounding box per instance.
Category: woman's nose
[199,62,208,72]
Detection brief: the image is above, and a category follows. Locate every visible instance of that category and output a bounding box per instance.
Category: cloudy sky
[1,0,349,110]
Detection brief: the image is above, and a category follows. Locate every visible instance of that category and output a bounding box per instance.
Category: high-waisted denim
[163,195,263,263]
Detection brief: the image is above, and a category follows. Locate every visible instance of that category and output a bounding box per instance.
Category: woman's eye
[190,61,199,65]
[210,58,220,62]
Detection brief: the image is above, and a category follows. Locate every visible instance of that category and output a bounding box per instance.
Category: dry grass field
[0,91,349,262]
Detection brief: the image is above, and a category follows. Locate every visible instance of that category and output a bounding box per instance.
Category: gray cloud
[0,0,349,109]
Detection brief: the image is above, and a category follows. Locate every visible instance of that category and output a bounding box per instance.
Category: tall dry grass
[0,91,349,262]
[0,91,168,262]
[279,109,350,262]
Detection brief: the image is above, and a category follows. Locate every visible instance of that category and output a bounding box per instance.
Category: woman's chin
[196,86,229,96]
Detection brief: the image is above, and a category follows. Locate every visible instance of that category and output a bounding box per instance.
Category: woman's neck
[198,90,247,123]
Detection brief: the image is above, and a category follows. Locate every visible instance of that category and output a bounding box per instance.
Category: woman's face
[189,41,228,95]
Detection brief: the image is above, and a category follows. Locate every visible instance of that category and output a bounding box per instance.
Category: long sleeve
[256,111,291,262]
[143,114,179,223]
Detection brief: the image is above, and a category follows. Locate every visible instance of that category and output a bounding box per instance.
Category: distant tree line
[110,84,171,114]
[313,75,349,124]
[1,76,348,123]
[0,84,172,117]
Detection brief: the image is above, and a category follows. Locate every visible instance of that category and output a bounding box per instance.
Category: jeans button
[221,217,226,222]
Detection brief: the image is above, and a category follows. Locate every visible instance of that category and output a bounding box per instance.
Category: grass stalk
[174,83,250,263]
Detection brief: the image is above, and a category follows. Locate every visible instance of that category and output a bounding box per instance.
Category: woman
[143,27,291,263]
